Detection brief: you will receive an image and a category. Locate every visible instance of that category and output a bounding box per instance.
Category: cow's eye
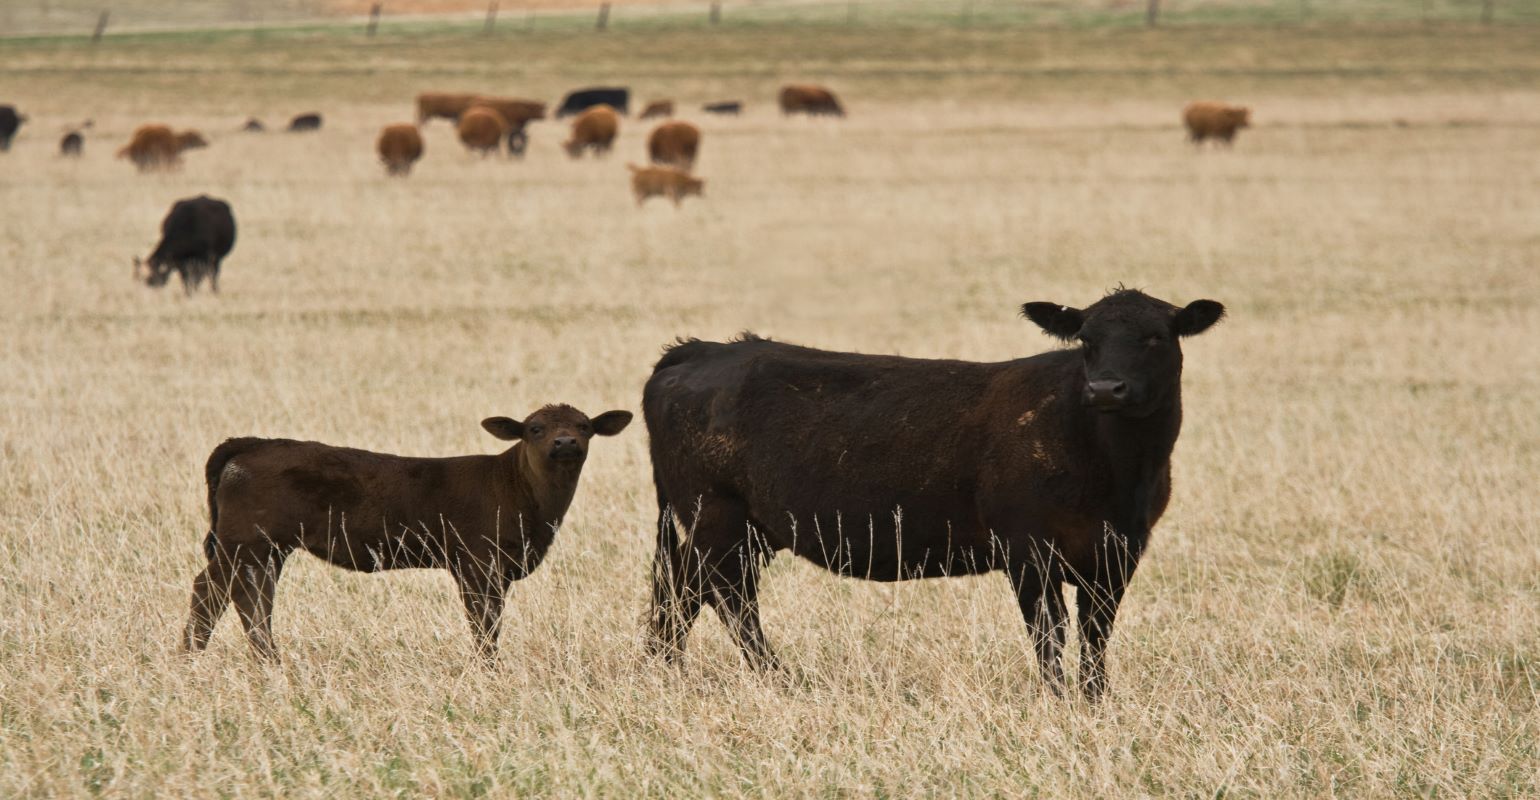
[528,425,544,436]
[579,424,592,435]
[1146,335,1165,346]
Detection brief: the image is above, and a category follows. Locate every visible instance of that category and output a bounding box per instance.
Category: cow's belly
[773,509,1001,581]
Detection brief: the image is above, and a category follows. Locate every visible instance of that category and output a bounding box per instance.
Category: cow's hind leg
[183,552,234,653]
[1008,540,1068,694]
[230,544,287,662]
[648,498,704,662]
[692,499,780,671]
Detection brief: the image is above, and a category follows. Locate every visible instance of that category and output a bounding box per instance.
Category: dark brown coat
[563,105,619,159]
[639,100,674,120]
[377,124,424,176]
[628,163,704,206]
[182,405,632,662]
[116,125,206,172]
[643,290,1225,700]
[458,106,508,155]
[646,120,701,171]
[1183,101,1251,145]
[60,131,83,157]
[779,84,844,117]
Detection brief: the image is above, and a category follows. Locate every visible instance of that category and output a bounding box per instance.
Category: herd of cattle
[3,85,1246,700]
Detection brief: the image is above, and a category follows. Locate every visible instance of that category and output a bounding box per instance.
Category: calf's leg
[183,555,234,652]
[1007,541,1069,694]
[691,499,780,671]
[230,545,287,662]
[452,558,509,663]
[648,502,704,662]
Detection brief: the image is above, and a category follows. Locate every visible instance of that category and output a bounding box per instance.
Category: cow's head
[482,404,632,472]
[176,131,208,151]
[681,175,705,199]
[132,255,173,288]
[1023,290,1224,417]
[1229,107,1251,128]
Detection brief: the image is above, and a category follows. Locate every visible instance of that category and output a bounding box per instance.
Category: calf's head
[1023,290,1224,416]
[132,255,173,288]
[481,404,632,470]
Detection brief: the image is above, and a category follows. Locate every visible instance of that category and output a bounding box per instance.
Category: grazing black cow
[702,101,742,116]
[60,131,83,157]
[556,87,629,118]
[288,113,322,132]
[134,196,237,295]
[644,289,1225,700]
[0,105,25,151]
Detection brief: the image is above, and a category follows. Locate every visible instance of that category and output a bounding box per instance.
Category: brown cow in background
[117,125,207,172]
[563,105,619,159]
[458,106,508,155]
[1183,101,1251,146]
[640,100,674,120]
[647,120,701,171]
[628,164,703,207]
[779,84,844,117]
[377,124,424,176]
[473,96,546,129]
[417,92,480,123]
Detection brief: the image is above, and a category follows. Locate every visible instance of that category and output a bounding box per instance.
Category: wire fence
[3,0,1534,39]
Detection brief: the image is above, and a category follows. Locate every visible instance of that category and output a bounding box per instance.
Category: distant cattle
[0,105,25,151]
[702,101,741,116]
[643,289,1226,700]
[506,126,529,158]
[473,96,546,129]
[458,106,508,155]
[1183,101,1250,146]
[557,87,629,118]
[628,164,704,207]
[647,120,701,171]
[60,131,83,157]
[134,195,237,295]
[377,124,424,176]
[241,118,265,132]
[417,91,480,123]
[181,404,633,662]
[779,84,844,117]
[563,105,619,159]
[116,125,208,172]
[640,100,673,120]
[287,113,323,132]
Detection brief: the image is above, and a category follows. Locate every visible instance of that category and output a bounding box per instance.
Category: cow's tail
[202,437,265,560]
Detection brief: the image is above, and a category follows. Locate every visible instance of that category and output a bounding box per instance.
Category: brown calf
[779,84,844,117]
[182,405,632,662]
[628,164,703,207]
[563,104,619,159]
[647,120,701,171]
[377,124,424,176]
[1183,101,1251,146]
[117,125,207,172]
[639,100,674,120]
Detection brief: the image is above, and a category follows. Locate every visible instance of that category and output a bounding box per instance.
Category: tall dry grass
[1,21,1537,798]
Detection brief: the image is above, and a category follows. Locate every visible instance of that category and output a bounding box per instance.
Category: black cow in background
[643,289,1225,701]
[288,113,322,132]
[134,196,237,295]
[557,87,629,118]
[702,101,742,116]
[0,105,26,151]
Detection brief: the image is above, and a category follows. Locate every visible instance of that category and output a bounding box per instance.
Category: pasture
[2,11,1538,797]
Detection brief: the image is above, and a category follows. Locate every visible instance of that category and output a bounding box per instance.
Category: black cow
[644,289,1225,700]
[134,196,237,295]
[556,87,629,118]
[288,113,322,132]
[0,105,26,151]
[702,101,742,116]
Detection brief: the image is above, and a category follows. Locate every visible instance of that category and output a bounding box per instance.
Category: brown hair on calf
[182,404,632,662]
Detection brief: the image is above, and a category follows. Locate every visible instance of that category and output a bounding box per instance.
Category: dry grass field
[2,14,1538,798]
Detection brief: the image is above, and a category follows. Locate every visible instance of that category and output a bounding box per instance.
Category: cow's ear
[1174,300,1225,337]
[481,417,524,441]
[591,410,633,437]
[1021,302,1084,341]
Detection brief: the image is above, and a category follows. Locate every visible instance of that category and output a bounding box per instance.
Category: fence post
[596,2,609,30]
[1481,0,1494,23]
[709,0,720,24]
[484,0,498,33]
[91,10,109,42]
[1145,0,1158,27]
[366,2,381,36]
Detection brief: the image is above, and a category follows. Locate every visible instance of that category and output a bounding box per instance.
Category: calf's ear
[1021,302,1084,341]
[1174,299,1226,337]
[591,410,633,436]
[482,417,525,441]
